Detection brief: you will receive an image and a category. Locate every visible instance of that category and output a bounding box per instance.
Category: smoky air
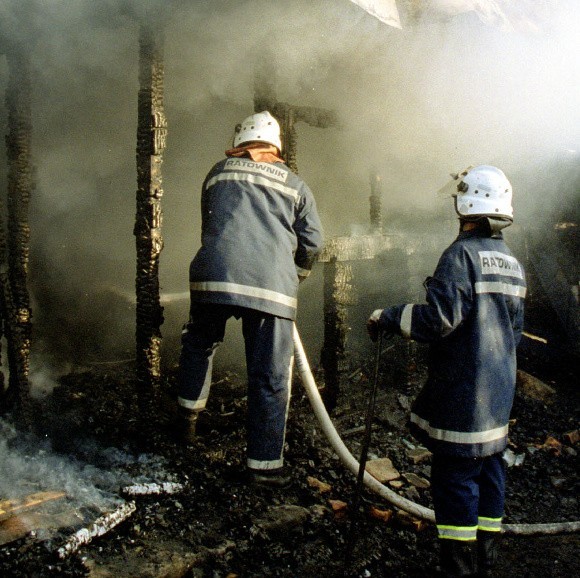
[0,0,578,380]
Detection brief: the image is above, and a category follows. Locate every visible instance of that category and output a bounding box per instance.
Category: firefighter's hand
[366,309,384,342]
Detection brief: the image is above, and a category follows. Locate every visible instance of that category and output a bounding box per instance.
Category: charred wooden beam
[319,229,421,405]
[320,259,356,409]
[0,225,10,409]
[56,501,136,559]
[0,44,34,424]
[134,24,167,388]
[318,234,409,263]
[269,102,338,174]
[253,58,338,173]
[369,171,383,232]
[0,491,66,522]
[121,481,184,496]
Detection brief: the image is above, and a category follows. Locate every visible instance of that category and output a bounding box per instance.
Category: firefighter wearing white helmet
[367,165,526,576]
[232,110,282,152]
[176,110,323,489]
[454,164,513,224]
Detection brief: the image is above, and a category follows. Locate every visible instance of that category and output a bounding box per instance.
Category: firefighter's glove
[366,309,384,342]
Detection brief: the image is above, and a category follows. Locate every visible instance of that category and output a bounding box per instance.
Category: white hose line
[292,325,580,536]
[293,325,435,522]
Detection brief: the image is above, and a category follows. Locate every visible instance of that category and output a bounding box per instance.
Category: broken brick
[563,430,579,445]
[307,476,332,493]
[365,457,400,483]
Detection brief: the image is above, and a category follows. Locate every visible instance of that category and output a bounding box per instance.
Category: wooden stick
[121,482,184,496]
[57,501,136,559]
[0,491,66,522]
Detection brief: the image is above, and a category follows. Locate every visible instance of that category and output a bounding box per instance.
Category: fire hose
[292,325,580,536]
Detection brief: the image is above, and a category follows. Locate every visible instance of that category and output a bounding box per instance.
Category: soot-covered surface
[0,339,578,577]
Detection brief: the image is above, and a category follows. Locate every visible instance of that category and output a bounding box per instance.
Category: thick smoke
[0,417,179,536]
[0,419,120,506]
[0,0,578,377]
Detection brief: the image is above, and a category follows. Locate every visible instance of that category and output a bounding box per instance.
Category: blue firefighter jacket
[188,157,324,320]
[380,228,526,457]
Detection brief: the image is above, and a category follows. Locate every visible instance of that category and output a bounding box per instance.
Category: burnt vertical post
[320,258,355,409]
[0,44,34,424]
[253,58,337,174]
[253,58,298,172]
[134,24,167,390]
[254,59,341,404]
[369,171,383,233]
[281,106,298,174]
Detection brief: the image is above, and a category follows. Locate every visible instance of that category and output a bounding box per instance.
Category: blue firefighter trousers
[178,303,294,472]
[431,452,506,542]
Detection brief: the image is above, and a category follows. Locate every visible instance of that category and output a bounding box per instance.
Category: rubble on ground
[0,341,578,577]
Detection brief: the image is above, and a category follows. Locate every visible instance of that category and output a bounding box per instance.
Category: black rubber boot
[175,407,200,445]
[438,540,477,577]
[247,468,292,489]
[477,531,499,577]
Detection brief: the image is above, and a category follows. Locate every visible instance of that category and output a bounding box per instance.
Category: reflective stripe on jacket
[381,229,526,457]
[189,157,324,320]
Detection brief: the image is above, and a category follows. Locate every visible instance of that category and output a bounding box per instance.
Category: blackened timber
[318,233,419,405]
[253,58,338,174]
[56,501,137,559]
[0,143,8,408]
[134,25,167,388]
[318,233,418,263]
[269,103,338,174]
[320,259,356,410]
[0,46,33,423]
[369,172,383,232]
[281,105,298,174]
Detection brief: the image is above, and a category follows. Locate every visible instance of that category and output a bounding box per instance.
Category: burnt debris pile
[0,344,578,577]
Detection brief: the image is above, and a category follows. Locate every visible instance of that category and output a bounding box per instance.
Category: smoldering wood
[319,234,423,404]
[0,508,85,548]
[267,102,338,174]
[121,482,184,496]
[254,57,338,174]
[320,259,356,409]
[0,44,33,423]
[255,56,427,409]
[318,233,417,263]
[318,236,386,405]
[254,57,363,407]
[0,241,10,404]
[0,491,66,522]
[369,171,383,232]
[134,24,167,388]
[56,501,136,559]
[0,491,79,547]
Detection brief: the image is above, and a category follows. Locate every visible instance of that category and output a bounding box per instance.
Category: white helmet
[454,165,513,220]
[232,111,282,152]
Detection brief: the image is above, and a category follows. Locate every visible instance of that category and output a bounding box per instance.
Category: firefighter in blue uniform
[177,111,324,488]
[367,166,526,576]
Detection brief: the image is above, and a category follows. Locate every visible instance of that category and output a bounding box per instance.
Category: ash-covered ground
[0,338,578,578]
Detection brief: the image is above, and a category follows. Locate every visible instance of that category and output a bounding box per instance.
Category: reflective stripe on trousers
[178,303,294,470]
[432,452,506,541]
